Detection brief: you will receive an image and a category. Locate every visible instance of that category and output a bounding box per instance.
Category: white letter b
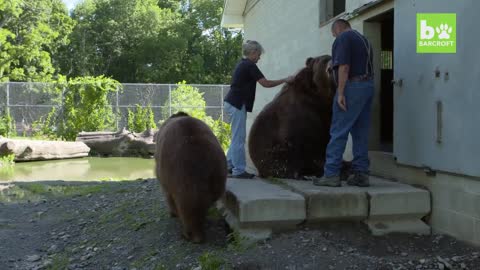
[420,20,435,39]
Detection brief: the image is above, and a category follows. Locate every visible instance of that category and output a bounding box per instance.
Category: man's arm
[336,64,350,111]
[337,64,350,96]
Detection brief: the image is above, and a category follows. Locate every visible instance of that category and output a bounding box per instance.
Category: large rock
[0,137,90,161]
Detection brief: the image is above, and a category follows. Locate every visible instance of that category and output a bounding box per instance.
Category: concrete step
[217,178,305,240]
[219,176,431,240]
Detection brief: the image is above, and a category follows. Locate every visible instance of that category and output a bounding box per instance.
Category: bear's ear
[305,57,314,66]
[171,111,189,118]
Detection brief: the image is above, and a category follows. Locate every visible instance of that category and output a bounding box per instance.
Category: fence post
[116,86,120,130]
[221,85,224,122]
[168,84,172,117]
[6,82,10,114]
[61,84,65,133]
[5,82,12,135]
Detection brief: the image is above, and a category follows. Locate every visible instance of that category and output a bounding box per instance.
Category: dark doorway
[368,10,394,152]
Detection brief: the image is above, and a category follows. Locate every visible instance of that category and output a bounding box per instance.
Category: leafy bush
[32,107,58,139]
[162,81,207,119]
[127,104,156,132]
[0,153,15,165]
[162,81,231,151]
[32,76,120,140]
[0,109,14,137]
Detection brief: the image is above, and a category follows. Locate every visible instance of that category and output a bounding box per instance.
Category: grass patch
[153,264,167,270]
[0,154,15,180]
[0,183,110,203]
[97,177,129,181]
[0,223,16,229]
[20,183,49,194]
[19,183,105,197]
[198,252,226,270]
[130,250,160,269]
[47,254,69,270]
[0,153,15,165]
[227,230,255,253]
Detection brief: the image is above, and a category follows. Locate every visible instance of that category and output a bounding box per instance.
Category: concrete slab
[365,218,431,236]
[280,179,368,221]
[221,206,272,241]
[367,177,431,218]
[218,176,431,238]
[222,178,306,227]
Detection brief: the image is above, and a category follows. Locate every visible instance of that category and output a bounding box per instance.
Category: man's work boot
[311,175,341,187]
[347,172,370,187]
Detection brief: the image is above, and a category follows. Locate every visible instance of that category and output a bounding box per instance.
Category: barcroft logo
[417,13,456,53]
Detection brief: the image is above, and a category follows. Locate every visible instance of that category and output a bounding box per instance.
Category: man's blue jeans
[224,102,247,176]
[324,80,374,177]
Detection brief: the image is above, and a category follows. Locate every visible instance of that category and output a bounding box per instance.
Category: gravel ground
[0,179,479,270]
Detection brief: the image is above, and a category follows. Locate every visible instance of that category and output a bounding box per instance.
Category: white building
[222,0,480,245]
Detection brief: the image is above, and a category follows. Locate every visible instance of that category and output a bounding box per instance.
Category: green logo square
[417,13,456,53]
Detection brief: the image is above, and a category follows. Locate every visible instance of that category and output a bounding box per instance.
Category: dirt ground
[1,179,480,270]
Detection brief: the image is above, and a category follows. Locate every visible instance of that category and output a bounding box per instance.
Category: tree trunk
[0,137,90,161]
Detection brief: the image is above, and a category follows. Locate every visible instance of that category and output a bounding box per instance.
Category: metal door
[393,0,479,176]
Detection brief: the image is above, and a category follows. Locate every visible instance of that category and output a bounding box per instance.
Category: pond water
[0,157,155,182]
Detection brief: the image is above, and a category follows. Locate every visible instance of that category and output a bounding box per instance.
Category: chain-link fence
[0,82,230,136]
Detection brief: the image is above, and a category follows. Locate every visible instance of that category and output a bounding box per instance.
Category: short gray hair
[242,40,264,57]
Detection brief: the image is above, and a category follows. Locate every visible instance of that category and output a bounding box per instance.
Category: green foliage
[127,104,156,132]
[198,252,225,270]
[58,76,121,140]
[0,109,14,137]
[0,0,75,81]
[0,153,15,165]
[163,81,206,119]
[58,0,242,84]
[0,0,242,83]
[204,116,231,152]
[163,81,231,151]
[0,153,15,180]
[227,230,255,252]
[32,107,59,139]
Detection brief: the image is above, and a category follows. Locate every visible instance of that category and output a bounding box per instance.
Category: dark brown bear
[155,112,227,243]
[248,55,339,179]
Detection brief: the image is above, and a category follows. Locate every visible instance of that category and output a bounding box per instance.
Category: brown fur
[155,112,227,243]
[248,55,337,179]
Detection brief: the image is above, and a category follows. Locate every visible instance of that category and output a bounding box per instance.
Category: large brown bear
[248,55,340,179]
[155,112,227,243]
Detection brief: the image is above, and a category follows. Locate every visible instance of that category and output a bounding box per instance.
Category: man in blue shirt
[311,19,374,187]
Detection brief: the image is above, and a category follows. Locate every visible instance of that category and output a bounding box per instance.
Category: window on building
[319,0,346,25]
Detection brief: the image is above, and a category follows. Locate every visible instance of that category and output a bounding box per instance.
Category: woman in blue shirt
[224,40,292,178]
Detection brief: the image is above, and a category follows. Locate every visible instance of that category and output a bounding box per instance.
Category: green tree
[60,0,242,84]
[176,0,243,84]
[127,104,156,132]
[59,76,121,140]
[61,0,186,82]
[0,0,75,81]
[163,81,231,151]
